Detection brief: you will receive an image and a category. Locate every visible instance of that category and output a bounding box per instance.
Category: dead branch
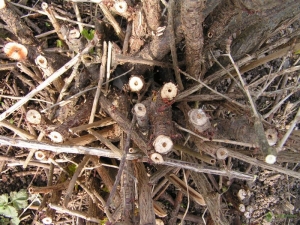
[134,162,156,224]
[0,1,37,45]
[181,0,205,78]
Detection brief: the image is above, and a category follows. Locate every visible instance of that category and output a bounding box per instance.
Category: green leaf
[56,40,63,48]
[10,190,28,211]
[45,22,51,27]
[0,194,9,206]
[265,212,273,222]
[10,216,20,225]
[295,49,300,55]
[0,216,10,225]
[9,118,14,124]
[67,164,77,175]
[0,205,18,218]
[81,29,95,40]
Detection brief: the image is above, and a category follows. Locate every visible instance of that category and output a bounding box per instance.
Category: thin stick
[49,203,100,223]
[226,148,300,179]
[105,41,112,93]
[41,67,134,112]
[89,41,107,124]
[98,3,125,41]
[175,123,258,148]
[263,91,295,119]
[168,0,183,90]
[88,129,122,157]
[179,69,248,110]
[0,37,98,121]
[72,2,83,32]
[277,107,300,151]
[10,2,95,28]
[164,158,255,181]
[69,118,115,134]
[64,155,91,206]
[225,52,277,164]
[42,3,64,40]
[226,53,260,116]
[106,115,137,207]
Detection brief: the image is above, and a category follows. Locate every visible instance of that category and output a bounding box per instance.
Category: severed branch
[225,51,277,164]
[0,35,100,121]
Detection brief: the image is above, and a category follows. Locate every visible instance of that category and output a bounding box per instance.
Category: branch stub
[128,75,144,92]
[49,131,64,143]
[160,82,178,100]
[153,135,173,154]
[150,153,164,164]
[3,42,28,61]
[188,108,211,132]
[26,109,42,124]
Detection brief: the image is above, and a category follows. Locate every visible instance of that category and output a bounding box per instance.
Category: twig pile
[0,0,299,224]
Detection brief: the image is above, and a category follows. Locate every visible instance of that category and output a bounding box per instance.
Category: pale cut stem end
[238,204,245,212]
[155,219,164,225]
[188,108,211,132]
[265,128,278,146]
[49,131,64,143]
[26,109,42,124]
[216,147,228,160]
[69,28,81,39]
[3,42,28,61]
[153,135,173,154]
[41,2,48,10]
[150,153,164,164]
[128,76,144,92]
[134,103,147,117]
[160,82,178,100]
[35,151,46,160]
[114,1,128,13]
[237,189,247,201]
[0,0,6,9]
[134,103,149,128]
[35,55,48,68]
[265,154,277,164]
[42,217,52,225]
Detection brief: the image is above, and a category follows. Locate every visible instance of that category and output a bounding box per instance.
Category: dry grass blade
[168,174,206,206]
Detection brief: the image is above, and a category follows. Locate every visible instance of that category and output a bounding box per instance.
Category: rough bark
[181,0,206,78]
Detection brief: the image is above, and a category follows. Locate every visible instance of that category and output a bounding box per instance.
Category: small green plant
[81,29,95,40]
[56,40,63,48]
[0,190,28,225]
[275,214,297,219]
[264,211,274,222]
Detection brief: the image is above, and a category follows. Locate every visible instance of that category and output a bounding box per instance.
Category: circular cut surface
[49,131,63,143]
[150,153,164,164]
[134,103,147,117]
[4,42,28,61]
[188,109,209,126]
[160,82,177,100]
[129,76,144,92]
[153,135,173,154]
[26,109,41,124]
